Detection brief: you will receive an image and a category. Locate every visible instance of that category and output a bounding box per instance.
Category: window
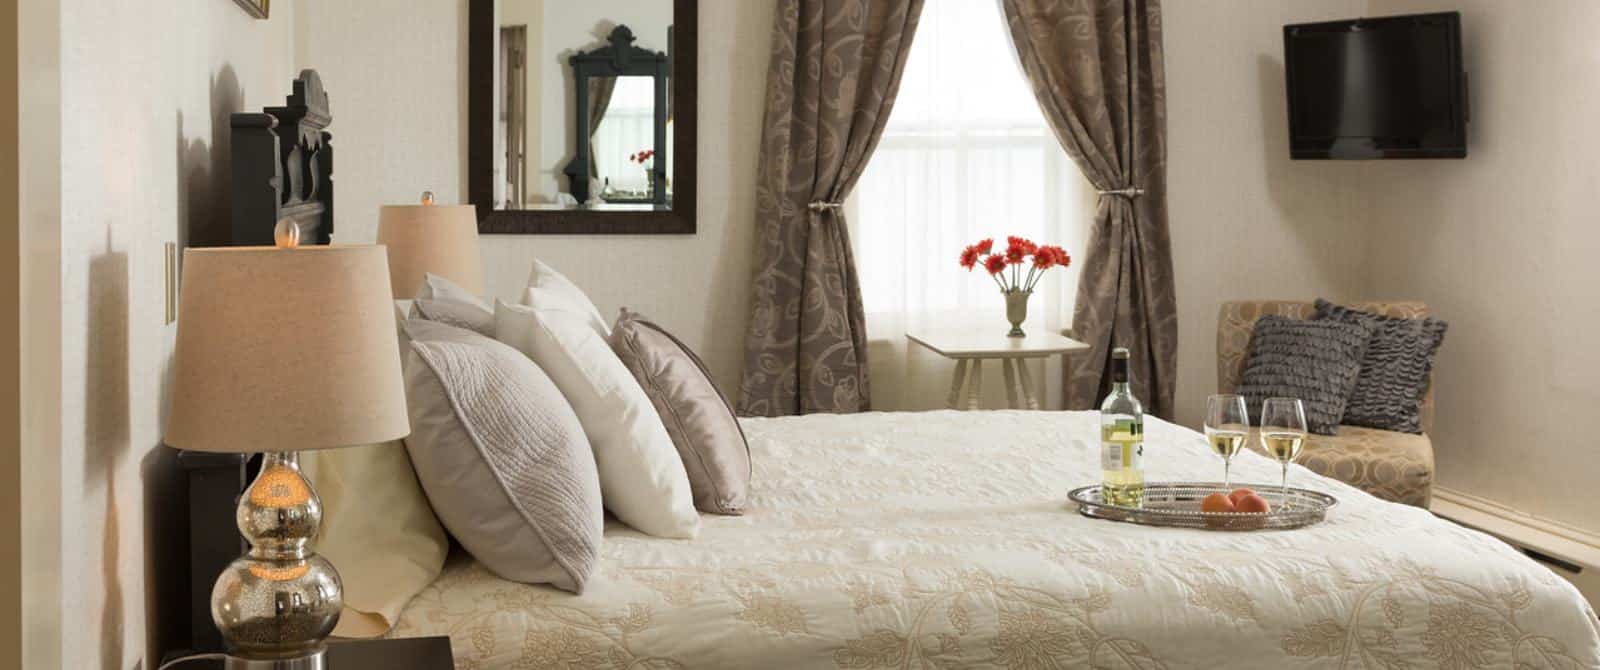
[849,0,1095,410]
[594,77,658,193]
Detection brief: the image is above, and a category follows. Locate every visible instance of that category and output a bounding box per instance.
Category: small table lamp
[376,191,484,298]
[165,224,409,670]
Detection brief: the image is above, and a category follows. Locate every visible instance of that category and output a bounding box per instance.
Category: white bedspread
[390,411,1600,669]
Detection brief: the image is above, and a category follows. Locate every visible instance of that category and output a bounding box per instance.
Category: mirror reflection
[494,2,674,211]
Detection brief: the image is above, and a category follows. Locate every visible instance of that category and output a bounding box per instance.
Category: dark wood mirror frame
[469,0,697,235]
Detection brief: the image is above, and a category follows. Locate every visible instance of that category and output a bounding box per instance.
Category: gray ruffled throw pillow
[1236,315,1372,435]
[1313,299,1448,434]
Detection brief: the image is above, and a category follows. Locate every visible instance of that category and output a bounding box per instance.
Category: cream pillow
[494,300,700,539]
[301,442,448,638]
[524,259,611,338]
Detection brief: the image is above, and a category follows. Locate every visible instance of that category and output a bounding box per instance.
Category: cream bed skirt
[390,410,1600,669]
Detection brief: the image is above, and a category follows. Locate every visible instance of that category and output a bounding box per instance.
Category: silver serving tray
[1068,482,1338,531]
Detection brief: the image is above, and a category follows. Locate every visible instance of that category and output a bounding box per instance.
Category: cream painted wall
[1168,0,1600,535]
[294,0,471,235]
[1163,0,1374,428]
[55,2,297,668]
[1359,0,1600,534]
[307,0,769,394]
[301,0,1390,428]
[503,0,768,393]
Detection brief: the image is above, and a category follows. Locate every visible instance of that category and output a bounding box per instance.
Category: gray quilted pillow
[1236,315,1372,435]
[400,319,602,592]
[1313,299,1448,434]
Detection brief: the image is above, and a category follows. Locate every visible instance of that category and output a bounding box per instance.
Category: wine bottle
[1099,347,1145,507]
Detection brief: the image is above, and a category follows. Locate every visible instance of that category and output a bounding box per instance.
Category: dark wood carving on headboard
[230,69,334,246]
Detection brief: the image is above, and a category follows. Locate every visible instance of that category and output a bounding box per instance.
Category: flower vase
[1004,288,1032,338]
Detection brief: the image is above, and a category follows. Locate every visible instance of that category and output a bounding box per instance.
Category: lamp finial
[273,219,301,249]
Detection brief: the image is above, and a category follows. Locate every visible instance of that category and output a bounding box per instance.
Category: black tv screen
[1284,12,1467,159]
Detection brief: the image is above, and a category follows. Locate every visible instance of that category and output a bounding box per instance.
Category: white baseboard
[1431,486,1600,608]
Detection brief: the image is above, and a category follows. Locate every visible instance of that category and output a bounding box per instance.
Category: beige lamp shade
[376,200,484,298]
[165,245,410,453]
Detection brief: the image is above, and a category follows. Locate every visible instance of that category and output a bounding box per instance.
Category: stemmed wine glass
[1260,397,1309,507]
[1204,394,1250,489]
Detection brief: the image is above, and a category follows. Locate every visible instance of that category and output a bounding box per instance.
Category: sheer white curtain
[594,76,657,192]
[849,0,1095,410]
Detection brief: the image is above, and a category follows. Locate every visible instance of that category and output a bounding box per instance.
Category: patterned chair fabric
[1217,301,1435,507]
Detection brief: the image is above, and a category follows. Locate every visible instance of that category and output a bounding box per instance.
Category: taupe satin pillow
[401,319,603,592]
[609,309,750,514]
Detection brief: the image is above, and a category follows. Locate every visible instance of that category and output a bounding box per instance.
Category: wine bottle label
[1101,442,1144,470]
[1102,444,1120,470]
[1101,418,1144,471]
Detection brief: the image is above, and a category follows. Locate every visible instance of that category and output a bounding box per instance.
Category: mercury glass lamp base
[223,648,326,670]
[213,452,343,664]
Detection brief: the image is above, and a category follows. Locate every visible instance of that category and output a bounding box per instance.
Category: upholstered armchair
[1217,301,1435,507]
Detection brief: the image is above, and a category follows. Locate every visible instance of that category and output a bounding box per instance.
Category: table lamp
[165,223,409,670]
[376,191,484,298]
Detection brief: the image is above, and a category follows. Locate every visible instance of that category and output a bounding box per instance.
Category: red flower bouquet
[958,236,1071,293]
[959,236,1071,337]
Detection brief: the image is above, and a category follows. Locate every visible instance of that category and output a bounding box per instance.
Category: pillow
[494,300,700,538]
[308,298,448,637]
[1236,315,1372,435]
[394,300,415,353]
[1313,299,1448,434]
[610,309,750,515]
[401,318,604,592]
[415,272,490,312]
[300,441,448,637]
[413,297,493,336]
[525,259,610,338]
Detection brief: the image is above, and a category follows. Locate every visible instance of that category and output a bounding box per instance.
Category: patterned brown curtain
[736,0,924,416]
[1001,0,1177,417]
[588,76,617,179]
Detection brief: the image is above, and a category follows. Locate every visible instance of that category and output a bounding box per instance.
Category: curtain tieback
[1096,186,1145,199]
[807,201,845,212]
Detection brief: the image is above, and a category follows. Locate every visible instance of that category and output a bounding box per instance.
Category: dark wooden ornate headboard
[230,68,334,246]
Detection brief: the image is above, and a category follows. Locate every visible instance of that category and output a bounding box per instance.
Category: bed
[384,410,1600,668]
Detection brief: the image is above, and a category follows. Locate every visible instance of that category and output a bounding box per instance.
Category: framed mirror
[470,0,696,234]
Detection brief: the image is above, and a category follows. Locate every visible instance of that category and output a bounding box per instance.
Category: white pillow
[494,300,700,539]
[417,272,491,313]
[525,259,611,338]
[393,299,415,323]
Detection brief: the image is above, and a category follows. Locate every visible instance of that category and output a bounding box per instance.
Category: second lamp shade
[377,202,484,298]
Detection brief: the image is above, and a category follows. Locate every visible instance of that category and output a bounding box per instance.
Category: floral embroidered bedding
[391,411,1600,669]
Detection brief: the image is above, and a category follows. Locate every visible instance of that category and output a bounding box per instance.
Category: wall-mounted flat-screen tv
[1284,12,1467,159]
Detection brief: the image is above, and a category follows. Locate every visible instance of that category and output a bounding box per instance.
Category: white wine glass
[1260,397,1308,507]
[1204,394,1249,489]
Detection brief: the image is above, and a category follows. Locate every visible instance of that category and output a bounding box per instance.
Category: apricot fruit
[1200,492,1236,513]
[1228,487,1257,505]
[1234,493,1271,514]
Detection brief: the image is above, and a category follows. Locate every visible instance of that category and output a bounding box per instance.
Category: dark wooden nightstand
[328,636,454,668]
